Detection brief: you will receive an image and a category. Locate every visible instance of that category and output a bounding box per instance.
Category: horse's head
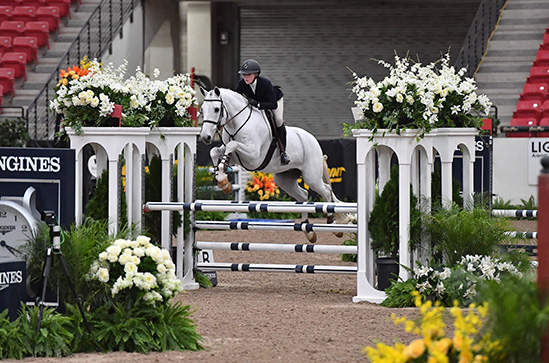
[199,86,223,144]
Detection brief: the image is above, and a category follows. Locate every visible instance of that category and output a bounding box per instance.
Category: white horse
[199,86,342,243]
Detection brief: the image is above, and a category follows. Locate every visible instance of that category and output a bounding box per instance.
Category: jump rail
[144,200,358,214]
[196,262,357,274]
[492,209,537,218]
[194,220,357,233]
[504,231,537,239]
[195,241,357,254]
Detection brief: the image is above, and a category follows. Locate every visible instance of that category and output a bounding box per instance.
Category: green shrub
[479,273,549,362]
[425,204,511,266]
[0,118,28,147]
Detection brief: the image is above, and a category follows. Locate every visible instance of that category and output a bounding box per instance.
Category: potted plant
[368,165,421,290]
[49,58,198,136]
[344,52,492,139]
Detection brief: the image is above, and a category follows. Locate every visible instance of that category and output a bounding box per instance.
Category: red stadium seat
[0,36,12,56]
[0,85,3,110]
[0,6,13,22]
[11,6,36,22]
[0,51,26,80]
[539,117,549,137]
[12,36,37,64]
[0,0,22,5]
[24,21,49,49]
[541,30,549,50]
[0,67,15,97]
[528,66,549,84]
[520,83,548,102]
[534,50,549,66]
[24,0,47,8]
[35,6,60,33]
[47,0,70,19]
[513,100,543,119]
[0,20,25,39]
[543,100,549,118]
[508,117,538,137]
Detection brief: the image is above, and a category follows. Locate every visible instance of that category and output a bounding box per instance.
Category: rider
[236,59,291,165]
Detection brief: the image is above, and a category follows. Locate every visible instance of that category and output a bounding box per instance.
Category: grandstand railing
[27,0,140,141]
[454,0,506,77]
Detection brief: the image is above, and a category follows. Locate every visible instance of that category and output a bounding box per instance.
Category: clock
[0,187,39,262]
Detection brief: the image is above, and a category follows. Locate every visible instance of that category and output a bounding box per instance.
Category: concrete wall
[493,137,538,204]
[102,4,144,76]
[182,2,211,77]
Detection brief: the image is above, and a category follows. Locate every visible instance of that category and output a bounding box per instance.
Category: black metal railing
[454,0,507,77]
[26,0,139,141]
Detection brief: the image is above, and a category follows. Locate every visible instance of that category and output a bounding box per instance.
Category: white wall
[144,21,174,78]
[102,4,144,76]
[493,137,538,204]
[182,2,211,77]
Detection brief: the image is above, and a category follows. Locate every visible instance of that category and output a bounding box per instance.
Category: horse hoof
[326,215,343,238]
[305,231,317,243]
[218,179,232,194]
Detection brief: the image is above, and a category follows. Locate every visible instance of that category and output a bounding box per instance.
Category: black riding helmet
[238,59,261,75]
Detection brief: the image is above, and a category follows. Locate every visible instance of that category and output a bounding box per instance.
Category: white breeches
[273,97,285,127]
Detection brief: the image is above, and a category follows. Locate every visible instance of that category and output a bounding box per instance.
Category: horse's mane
[218,87,248,104]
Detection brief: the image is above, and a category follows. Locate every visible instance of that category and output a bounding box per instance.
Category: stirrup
[281,152,291,165]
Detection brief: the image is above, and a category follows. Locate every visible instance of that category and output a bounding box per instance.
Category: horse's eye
[214,107,220,113]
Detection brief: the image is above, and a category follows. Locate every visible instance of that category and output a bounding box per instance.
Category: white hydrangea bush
[88,235,183,305]
[346,52,492,138]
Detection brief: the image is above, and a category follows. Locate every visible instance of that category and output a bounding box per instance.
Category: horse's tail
[322,155,341,203]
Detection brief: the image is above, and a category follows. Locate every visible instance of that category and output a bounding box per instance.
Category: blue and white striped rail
[504,231,537,239]
[194,220,357,233]
[197,262,357,274]
[144,200,358,214]
[492,209,537,218]
[196,241,357,254]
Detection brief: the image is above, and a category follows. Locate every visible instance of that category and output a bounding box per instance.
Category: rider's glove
[249,99,259,108]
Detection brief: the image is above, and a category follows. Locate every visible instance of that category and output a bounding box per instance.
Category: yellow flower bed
[365,291,503,362]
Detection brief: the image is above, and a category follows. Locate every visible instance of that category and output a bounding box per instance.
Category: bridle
[202,96,252,139]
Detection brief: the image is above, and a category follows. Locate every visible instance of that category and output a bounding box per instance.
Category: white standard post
[181,143,199,290]
[160,156,171,251]
[108,156,119,235]
[398,162,411,281]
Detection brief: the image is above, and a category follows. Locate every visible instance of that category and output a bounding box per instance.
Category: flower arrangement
[344,52,492,138]
[244,172,281,201]
[50,58,198,135]
[88,235,183,306]
[365,291,501,362]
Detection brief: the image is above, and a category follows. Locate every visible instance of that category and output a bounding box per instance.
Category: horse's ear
[200,86,207,96]
[214,86,221,96]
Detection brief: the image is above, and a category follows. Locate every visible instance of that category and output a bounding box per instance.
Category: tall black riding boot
[277,125,291,165]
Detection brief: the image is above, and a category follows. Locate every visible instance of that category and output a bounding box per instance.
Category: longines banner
[0,260,26,321]
[0,148,76,227]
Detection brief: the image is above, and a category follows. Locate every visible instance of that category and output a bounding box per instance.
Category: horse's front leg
[210,145,232,193]
[215,140,260,194]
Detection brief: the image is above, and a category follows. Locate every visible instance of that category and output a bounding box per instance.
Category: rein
[202,97,252,139]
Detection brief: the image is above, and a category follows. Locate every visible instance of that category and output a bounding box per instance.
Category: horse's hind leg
[273,170,317,243]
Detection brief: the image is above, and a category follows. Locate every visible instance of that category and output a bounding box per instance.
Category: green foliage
[519,195,537,210]
[85,168,128,226]
[430,165,463,209]
[92,301,202,353]
[381,278,417,308]
[0,307,33,359]
[0,118,29,147]
[492,196,516,209]
[23,304,73,357]
[479,274,549,362]
[369,165,421,259]
[425,204,511,266]
[340,235,357,262]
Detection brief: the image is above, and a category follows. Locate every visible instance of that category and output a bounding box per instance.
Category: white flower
[416,281,432,293]
[97,268,109,282]
[124,262,138,275]
[372,102,384,113]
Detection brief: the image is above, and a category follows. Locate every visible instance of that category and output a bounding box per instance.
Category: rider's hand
[249,99,258,108]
